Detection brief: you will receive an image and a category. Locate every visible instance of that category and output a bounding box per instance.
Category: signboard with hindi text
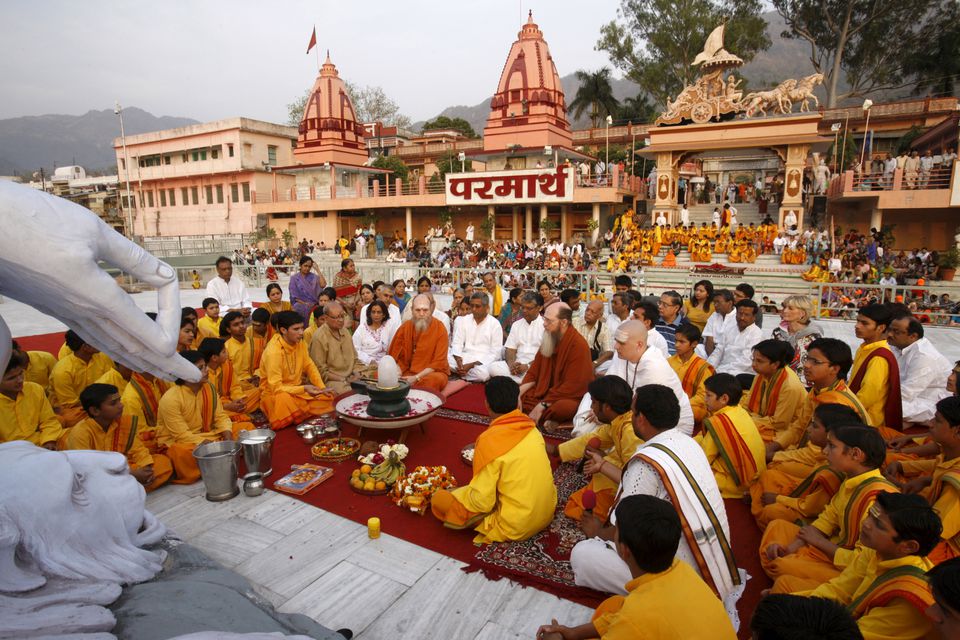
[445,166,574,205]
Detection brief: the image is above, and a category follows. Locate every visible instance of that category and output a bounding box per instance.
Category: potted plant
[938,246,960,281]
[480,215,496,240]
[586,218,600,246]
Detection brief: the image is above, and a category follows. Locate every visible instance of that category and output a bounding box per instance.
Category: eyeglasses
[802,355,828,366]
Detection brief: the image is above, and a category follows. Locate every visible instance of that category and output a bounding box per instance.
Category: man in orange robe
[260,310,335,430]
[389,294,449,392]
[519,302,594,430]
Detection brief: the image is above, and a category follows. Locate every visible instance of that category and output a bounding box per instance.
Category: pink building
[113,118,296,237]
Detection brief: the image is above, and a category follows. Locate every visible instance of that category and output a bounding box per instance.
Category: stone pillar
[870,208,883,232]
[512,206,520,242]
[539,204,549,241]
[405,207,413,243]
[525,205,533,245]
[591,203,601,246]
[779,143,810,230]
[560,205,569,242]
[652,151,679,226]
[487,205,496,241]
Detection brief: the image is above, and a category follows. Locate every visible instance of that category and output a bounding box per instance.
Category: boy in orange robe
[762,424,899,592]
[259,310,334,430]
[50,330,114,429]
[388,294,449,392]
[668,324,713,424]
[199,337,260,423]
[66,383,172,492]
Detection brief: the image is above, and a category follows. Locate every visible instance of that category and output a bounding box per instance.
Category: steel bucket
[239,428,276,477]
[193,440,241,502]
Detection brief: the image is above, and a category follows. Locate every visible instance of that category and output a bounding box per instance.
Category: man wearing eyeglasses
[887,311,951,425]
[654,291,688,356]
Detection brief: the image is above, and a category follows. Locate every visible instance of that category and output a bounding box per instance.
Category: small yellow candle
[367,517,381,539]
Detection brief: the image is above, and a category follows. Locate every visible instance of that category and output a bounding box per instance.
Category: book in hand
[274,463,334,495]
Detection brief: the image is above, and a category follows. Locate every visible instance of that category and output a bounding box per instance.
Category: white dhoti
[448,354,493,382]
[487,361,524,383]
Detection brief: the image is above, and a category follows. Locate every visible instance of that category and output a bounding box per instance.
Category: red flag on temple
[306,27,317,54]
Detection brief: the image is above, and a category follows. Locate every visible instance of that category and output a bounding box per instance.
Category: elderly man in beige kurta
[309,302,375,394]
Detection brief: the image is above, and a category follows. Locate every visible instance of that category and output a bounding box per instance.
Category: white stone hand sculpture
[0,181,200,382]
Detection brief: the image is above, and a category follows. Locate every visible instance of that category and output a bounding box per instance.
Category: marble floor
[146,484,591,640]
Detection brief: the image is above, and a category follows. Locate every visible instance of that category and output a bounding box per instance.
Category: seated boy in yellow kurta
[0,349,63,448]
[751,403,860,530]
[886,395,960,564]
[697,373,766,499]
[50,330,114,428]
[547,376,641,521]
[94,361,133,397]
[11,340,57,395]
[66,383,173,492]
[799,492,939,640]
[197,298,222,340]
[221,310,263,390]
[122,371,170,454]
[668,324,713,424]
[763,424,899,593]
[157,350,235,484]
[199,337,260,422]
[741,340,806,443]
[431,376,557,544]
[536,495,737,640]
[260,310,334,430]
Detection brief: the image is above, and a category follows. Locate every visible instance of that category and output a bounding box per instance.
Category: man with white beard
[388,294,449,393]
[572,320,694,436]
[489,292,544,382]
[448,292,503,382]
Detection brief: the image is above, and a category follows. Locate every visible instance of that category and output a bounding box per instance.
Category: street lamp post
[115,101,135,239]
[605,114,613,176]
[859,99,874,176]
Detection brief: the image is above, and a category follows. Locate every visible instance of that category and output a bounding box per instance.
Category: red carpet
[725,498,772,638]
[441,382,489,415]
[13,332,64,355]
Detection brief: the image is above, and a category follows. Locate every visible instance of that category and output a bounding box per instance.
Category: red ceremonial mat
[441,381,489,415]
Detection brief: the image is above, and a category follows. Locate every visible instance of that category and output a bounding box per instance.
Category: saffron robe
[761,469,898,586]
[850,340,903,435]
[0,381,63,446]
[94,368,130,396]
[803,547,934,640]
[901,454,960,563]
[260,335,333,430]
[225,335,264,387]
[66,415,172,492]
[775,379,871,451]
[209,358,260,419]
[520,328,594,423]
[559,412,641,520]
[741,366,806,443]
[157,382,235,483]
[122,373,169,453]
[25,350,57,394]
[50,352,114,427]
[668,353,713,423]
[388,317,450,392]
[431,409,557,543]
[750,462,843,529]
[697,404,766,498]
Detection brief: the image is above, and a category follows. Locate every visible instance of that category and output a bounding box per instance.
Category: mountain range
[0,108,197,177]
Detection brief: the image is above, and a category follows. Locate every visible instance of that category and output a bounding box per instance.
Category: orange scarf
[680,356,713,398]
[199,382,218,432]
[849,565,933,619]
[473,409,535,474]
[789,464,843,500]
[129,373,164,425]
[840,477,898,548]
[109,415,140,453]
[747,367,789,416]
[703,412,758,489]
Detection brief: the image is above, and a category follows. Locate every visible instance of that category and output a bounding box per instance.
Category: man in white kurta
[449,292,503,382]
[206,257,252,317]
[489,293,544,382]
[599,293,632,374]
[711,300,762,376]
[573,320,693,436]
[700,291,736,360]
[888,316,952,423]
[570,384,741,608]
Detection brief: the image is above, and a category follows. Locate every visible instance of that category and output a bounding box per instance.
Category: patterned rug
[465,462,605,605]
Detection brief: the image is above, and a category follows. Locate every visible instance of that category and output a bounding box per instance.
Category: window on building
[242,182,250,202]
[212,148,220,160]
[215,185,224,204]
[205,185,213,203]
[168,189,176,206]
[274,213,295,219]
[120,158,125,170]
[182,153,188,163]
[181,187,189,205]
[228,144,235,157]
[164,155,172,165]
[191,149,208,162]
[191,186,199,205]
[159,190,167,207]
[146,191,154,207]
[267,145,278,166]
[231,183,239,202]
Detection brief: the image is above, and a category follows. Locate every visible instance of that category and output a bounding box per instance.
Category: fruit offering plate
[335,389,444,430]
[461,443,475,466]
[390,465,457,514]
[311,437,361,462]
[349,480,392,496]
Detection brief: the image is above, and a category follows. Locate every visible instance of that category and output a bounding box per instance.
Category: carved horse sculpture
[742,79,797,117]
[784,73,825,112]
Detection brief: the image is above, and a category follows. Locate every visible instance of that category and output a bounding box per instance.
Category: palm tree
[568,68,620,129]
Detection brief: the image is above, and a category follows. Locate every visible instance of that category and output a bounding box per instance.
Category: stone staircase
[687,202,766,226]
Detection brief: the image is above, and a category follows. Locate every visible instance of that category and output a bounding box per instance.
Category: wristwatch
[540,401,549,410]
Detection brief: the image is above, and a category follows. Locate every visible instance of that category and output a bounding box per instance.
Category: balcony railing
[827,165,955,196]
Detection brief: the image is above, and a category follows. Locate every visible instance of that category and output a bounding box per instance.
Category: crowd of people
[10,248,960,638]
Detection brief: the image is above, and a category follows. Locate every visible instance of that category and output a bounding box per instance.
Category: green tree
[896,125,924,156]
[286,89,311,126]
[371,155,410,183]
[435,151,473,179]
[902,1,960,97]
[772,0,941,107]
[568,68,621,128]
[616,94,658,124]
[598,0,769,108]
[420,116,478,138]
[826,133,859,171]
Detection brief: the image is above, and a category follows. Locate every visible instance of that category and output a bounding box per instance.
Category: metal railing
[810,281,960,324]
[142,234,252,257]
[830,165,955,195]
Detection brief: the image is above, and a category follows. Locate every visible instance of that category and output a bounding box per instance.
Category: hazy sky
[1,0,621,123]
